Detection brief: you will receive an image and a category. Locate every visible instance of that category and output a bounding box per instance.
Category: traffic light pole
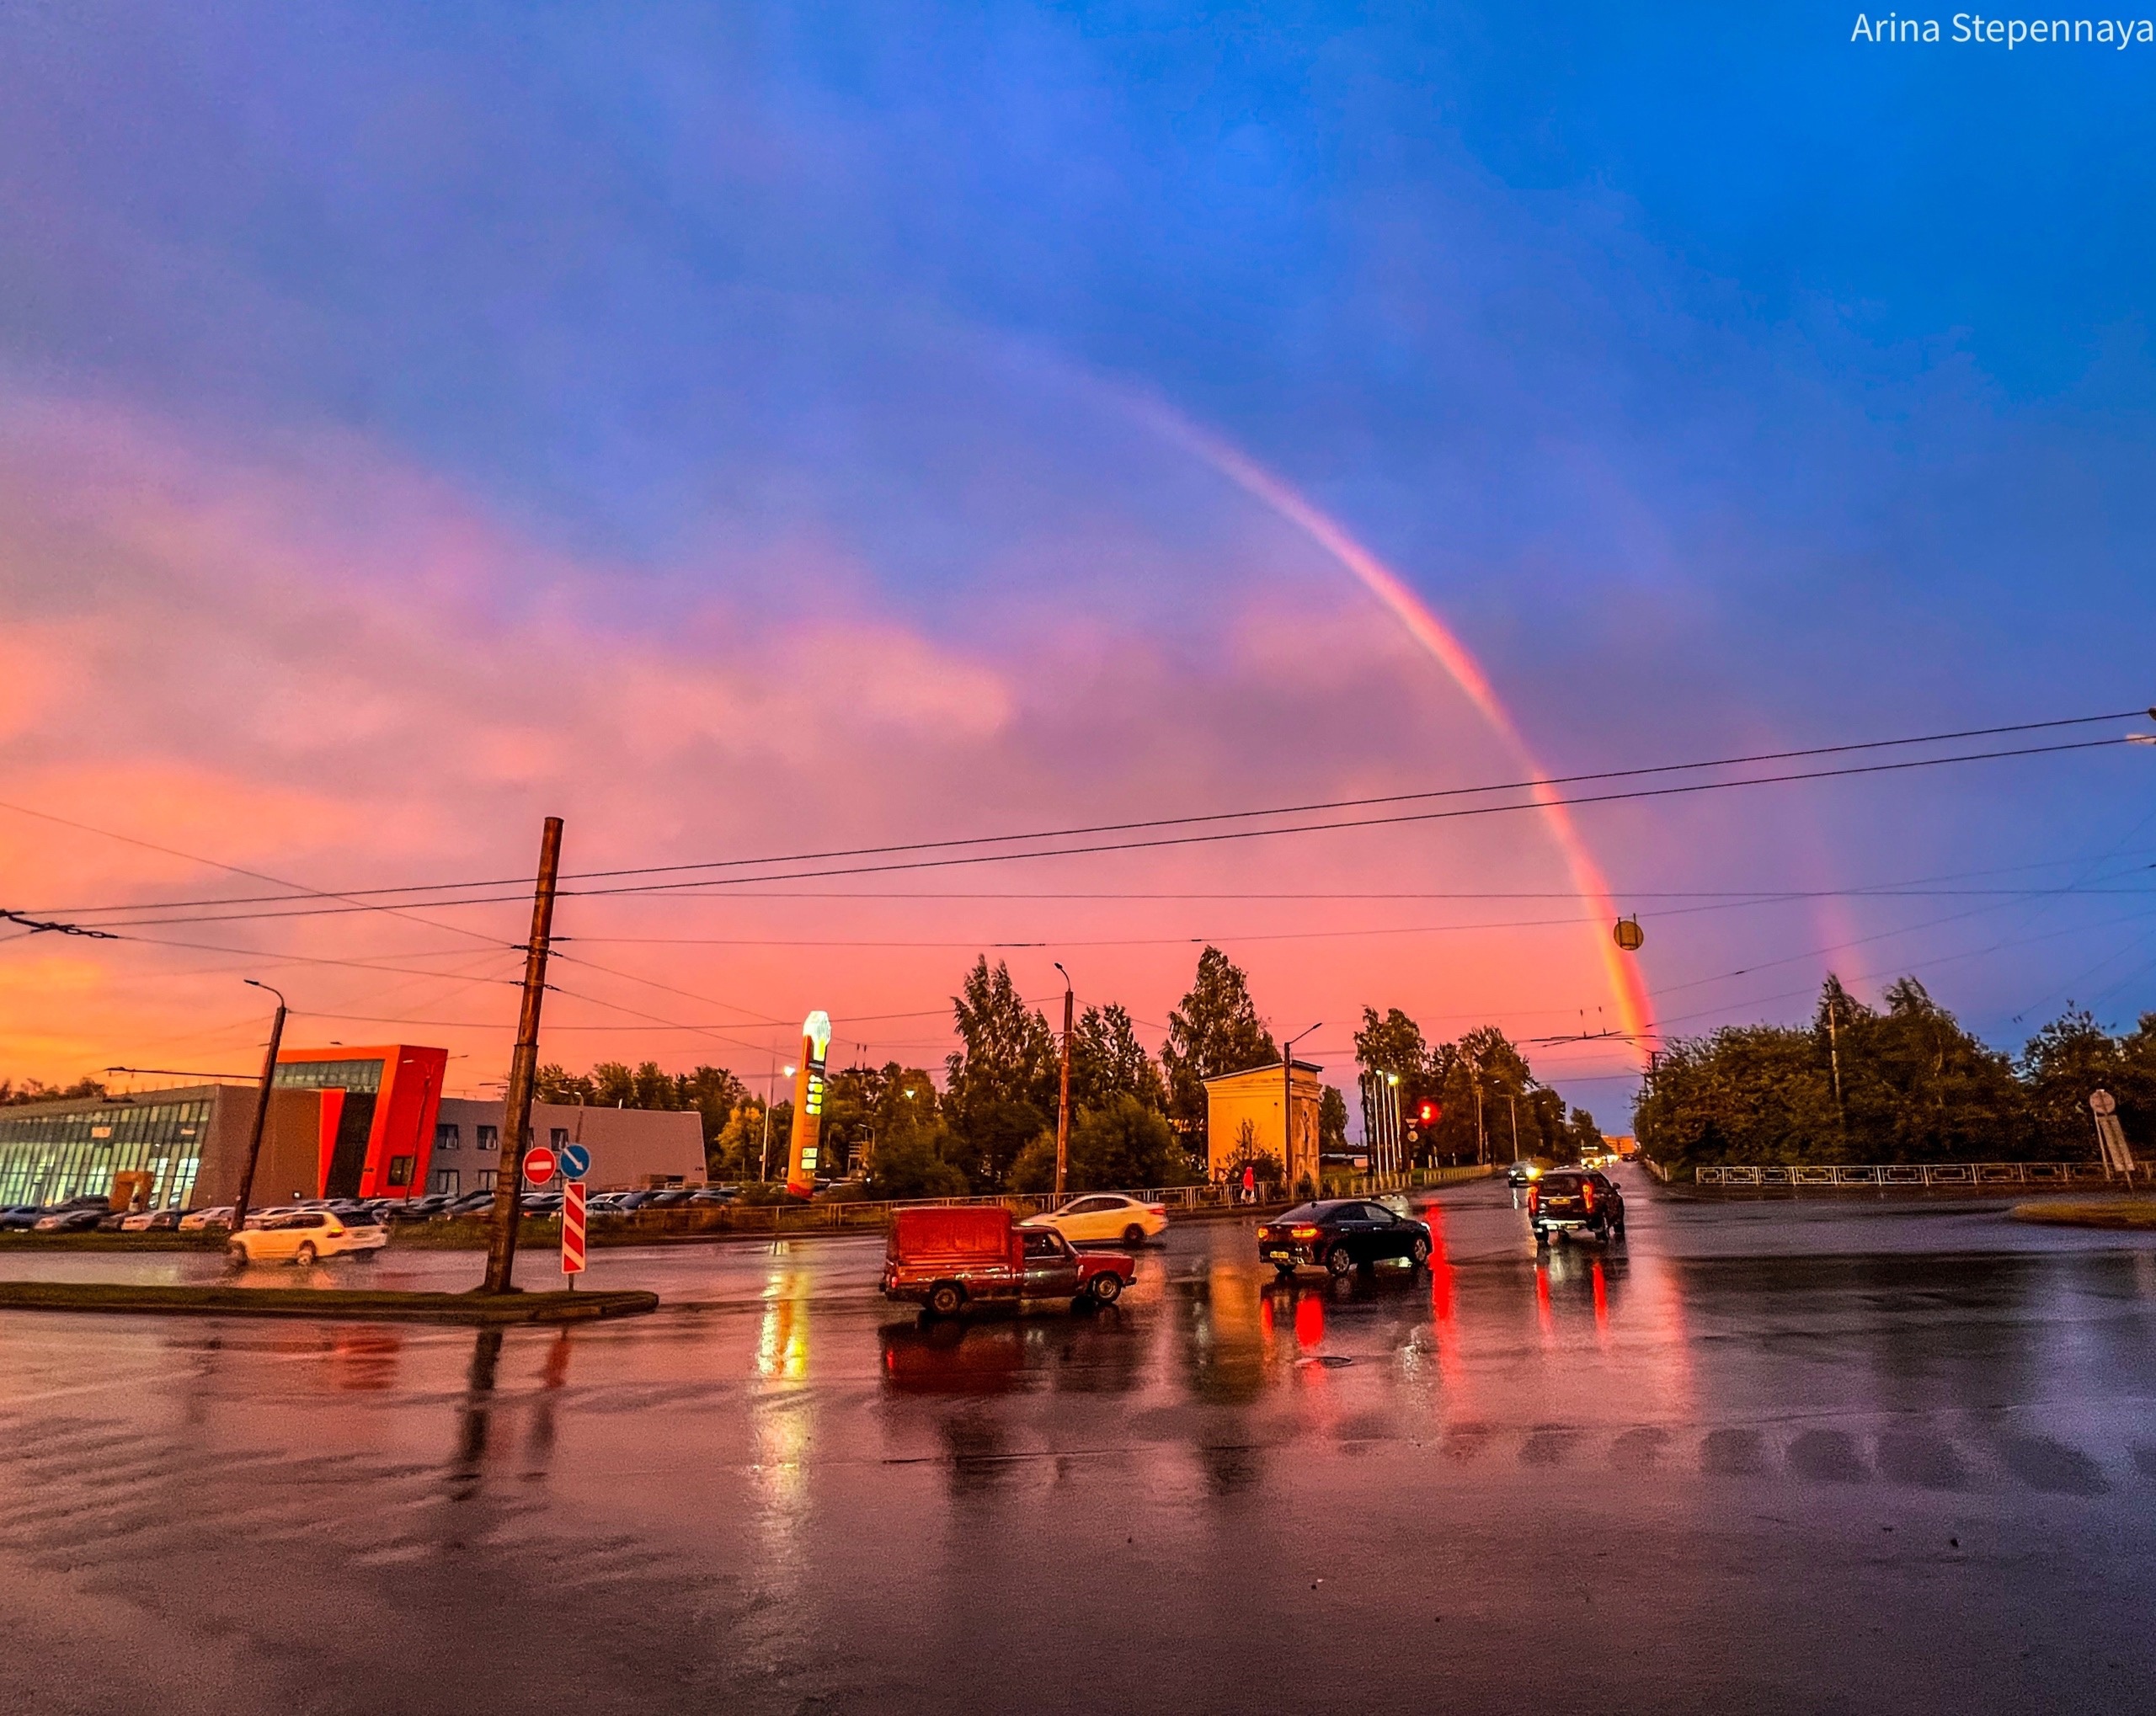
[482,816,563,1296]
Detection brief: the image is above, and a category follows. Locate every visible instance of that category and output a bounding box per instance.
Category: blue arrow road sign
[558,1142,591,1179]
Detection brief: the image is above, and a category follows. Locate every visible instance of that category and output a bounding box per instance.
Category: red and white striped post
[561,1179,587,1285]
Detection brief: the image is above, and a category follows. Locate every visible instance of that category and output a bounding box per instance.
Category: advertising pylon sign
[787,1011,833,1197]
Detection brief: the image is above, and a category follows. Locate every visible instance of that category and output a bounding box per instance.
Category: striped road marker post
[562,1179,587,1283]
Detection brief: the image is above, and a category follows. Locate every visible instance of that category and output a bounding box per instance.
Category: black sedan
[1258,1199,1433,1278]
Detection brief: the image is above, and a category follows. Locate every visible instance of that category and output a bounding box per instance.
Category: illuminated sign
[787,1011,832,1197]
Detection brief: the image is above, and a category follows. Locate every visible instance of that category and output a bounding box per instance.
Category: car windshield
[1278,1202,1337,1222]
[1541,1174,1584,1191]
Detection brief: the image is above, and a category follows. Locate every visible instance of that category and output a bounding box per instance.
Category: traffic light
[1417,1100,1439,1127]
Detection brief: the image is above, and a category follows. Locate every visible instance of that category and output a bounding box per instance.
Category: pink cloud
[0,393,1643,1110]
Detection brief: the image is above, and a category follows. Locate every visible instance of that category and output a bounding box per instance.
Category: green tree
[1069,1003,1166,1111]
[944,957,1055,1188]
[851,1105,969,1200]
[2020,1008,2124,1158]
[1161,946,1276,1131]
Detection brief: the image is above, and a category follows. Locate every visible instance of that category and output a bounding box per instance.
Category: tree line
[1634,975,2156,1170]
[531,945,1598,1200]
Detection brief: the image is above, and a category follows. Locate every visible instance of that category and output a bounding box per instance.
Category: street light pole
[761,1061,794,1182]
[1283,1023,1321,1196]
[1054,962,1074,1202]
[231,979,287,1237]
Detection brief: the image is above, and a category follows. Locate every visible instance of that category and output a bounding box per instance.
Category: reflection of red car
[883,1206,1134,1318]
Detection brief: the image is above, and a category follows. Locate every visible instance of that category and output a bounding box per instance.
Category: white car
[227,1208,387,1266]
[1022,1193,1167,1247]
[179,1206,234,1232]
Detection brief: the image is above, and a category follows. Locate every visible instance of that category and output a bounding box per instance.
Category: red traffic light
[1417,1101,1439,1125]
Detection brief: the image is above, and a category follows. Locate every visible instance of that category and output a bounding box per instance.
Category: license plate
[1266,1250,1295,1261]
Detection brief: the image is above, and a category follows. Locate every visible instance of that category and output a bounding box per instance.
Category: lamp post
[231,979,288,1238]
[1054,962,1074,1201]
[760,1062,795,1183]
[1283,1023,1321,1196]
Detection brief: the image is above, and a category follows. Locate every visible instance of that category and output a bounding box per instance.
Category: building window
[475,1169,496,1191]
[387,1154,415,1187]
[477,1125,499,1152]
[430,1168,460,1196]
[435,1122,460,1151]
[550,1128,569,1150]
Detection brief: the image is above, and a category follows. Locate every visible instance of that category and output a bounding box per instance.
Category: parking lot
[3,1170,2155,1713]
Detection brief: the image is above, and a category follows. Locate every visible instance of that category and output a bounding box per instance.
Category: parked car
[179,1207,235,1232]
[383,1197,444,1223]
[519,1193,563,1219]
[646,1189,696,1208]
[1527,1170,1624,1249]
[883,1205,1134,1318]
[120,1208,183,1232]
[35,1207,109,1234]
[686,1188,737,1207]
[0,1204,44,1231]
[1021,1192,1168,1247]
[227,1208,387,1266]
[1258,1199,1433,1278]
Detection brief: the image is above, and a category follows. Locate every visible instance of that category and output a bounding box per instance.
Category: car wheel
[294,1242,318,1266]
[1407,1234,1431,1266]
[1326,1244,1356,1278]
[1123,1223,1146,1247]
[1089,1272,1123,1304]
[353,1247,378,1261]
[926,1282,965,1318]
[1533,1226,1550,1250]
[226,1242,248,1266]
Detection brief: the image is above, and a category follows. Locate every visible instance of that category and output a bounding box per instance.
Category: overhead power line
[29,716,2154,929]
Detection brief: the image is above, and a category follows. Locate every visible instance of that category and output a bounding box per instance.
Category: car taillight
[1582,1183,1597,1211]
[1148,1204,1166,1216]
[1289,1225,1320,1239]
[1526,1187,1540,1213]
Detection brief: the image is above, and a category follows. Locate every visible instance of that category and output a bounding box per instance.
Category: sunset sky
[3,3,2152,1124]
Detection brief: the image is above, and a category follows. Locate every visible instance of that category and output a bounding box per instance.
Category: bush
[1006,1096,1201,1194]
[858,1120,970,1201]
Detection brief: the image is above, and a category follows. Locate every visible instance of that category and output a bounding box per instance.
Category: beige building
[1202,1059,1323,1190]
[430,1097,706,1194]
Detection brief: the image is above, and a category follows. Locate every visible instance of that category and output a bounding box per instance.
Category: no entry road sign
[558,1141,591,1179]
[522,1145,558,1185]
[562,1179,587,1276]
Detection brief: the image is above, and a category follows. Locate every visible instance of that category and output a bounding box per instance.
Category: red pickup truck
[883,1206,1134,1318]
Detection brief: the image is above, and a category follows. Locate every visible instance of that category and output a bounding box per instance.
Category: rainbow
[1139,402,1659,1061]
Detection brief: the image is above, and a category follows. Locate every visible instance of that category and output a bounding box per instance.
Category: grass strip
[2009,1200,2156,1230]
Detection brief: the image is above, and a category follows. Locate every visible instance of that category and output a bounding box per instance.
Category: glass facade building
[0,1095,213,1209]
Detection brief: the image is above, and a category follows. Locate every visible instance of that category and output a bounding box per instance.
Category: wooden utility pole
[1054,962,1073,1200]
[482,816,563,1296]
[231,979,288,1237]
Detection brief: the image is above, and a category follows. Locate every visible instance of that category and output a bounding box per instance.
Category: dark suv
[1527,1170,1624,1248]
[1259,1199,1433,1278]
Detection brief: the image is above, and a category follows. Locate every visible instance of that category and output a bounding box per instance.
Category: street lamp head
[783,1065,797,1078]
[1054,960,1070,988]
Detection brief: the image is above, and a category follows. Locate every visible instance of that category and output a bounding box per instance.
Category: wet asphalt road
[4,1171,2156,1715]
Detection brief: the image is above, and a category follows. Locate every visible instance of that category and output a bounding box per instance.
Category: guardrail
[1692,1161,2133,1189]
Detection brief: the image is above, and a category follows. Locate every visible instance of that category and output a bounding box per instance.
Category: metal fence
[1693,1161,2132,1189]
[595,1164,1497,1239]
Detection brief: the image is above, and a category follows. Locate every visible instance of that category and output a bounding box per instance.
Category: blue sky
[1,1,2151,1092]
